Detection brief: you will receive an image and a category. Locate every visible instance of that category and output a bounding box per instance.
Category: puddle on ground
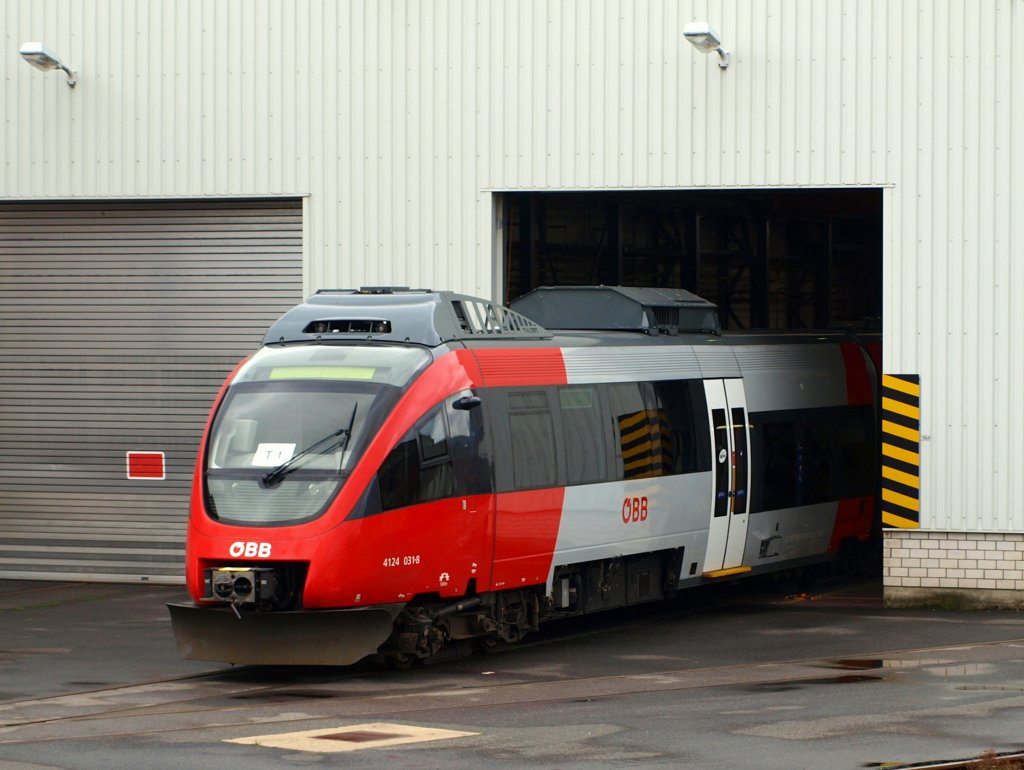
[923,663,995,677]
[862,750,1024,769]
[741,674,883,693]
[956,684,1024,692]
[231,689,338,700]
[830,658,955,671]
[833,659,883,670]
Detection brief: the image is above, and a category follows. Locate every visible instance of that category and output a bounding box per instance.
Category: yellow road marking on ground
[225,722,478,753]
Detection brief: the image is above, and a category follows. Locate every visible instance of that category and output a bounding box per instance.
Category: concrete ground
[1,576,1023,770]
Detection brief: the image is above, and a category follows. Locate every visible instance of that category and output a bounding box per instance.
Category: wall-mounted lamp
[19,42,77,87]
[683,23,730,70]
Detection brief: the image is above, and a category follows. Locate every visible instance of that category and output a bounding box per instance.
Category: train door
[702,379,751,573]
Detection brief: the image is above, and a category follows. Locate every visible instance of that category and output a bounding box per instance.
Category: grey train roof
[262,285,724,348]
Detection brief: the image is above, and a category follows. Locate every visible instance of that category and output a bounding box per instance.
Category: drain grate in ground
[225,722,478,753]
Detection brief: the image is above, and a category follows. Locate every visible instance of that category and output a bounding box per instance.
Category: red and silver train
[169,286,880,666]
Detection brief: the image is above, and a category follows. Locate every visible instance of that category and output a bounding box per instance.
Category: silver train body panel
[543,336,862,593]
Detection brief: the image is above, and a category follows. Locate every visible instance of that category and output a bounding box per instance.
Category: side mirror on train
[452,395,482,411]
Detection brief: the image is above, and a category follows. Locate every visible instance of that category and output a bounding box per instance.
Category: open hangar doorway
[500,187,886,580]
[501,189,882,333]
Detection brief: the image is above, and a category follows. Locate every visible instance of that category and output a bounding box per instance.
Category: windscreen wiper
[261,405,357,488]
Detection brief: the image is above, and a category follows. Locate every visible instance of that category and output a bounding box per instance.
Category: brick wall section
[884,530,1024,591]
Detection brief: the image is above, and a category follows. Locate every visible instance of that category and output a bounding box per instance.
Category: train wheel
[476,636,510,654]
[383,651,416,670]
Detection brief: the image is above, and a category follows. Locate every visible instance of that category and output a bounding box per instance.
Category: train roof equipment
[510,285,721,336]
[262,286,551,347]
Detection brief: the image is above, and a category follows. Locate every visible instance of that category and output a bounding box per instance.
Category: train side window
[711,408,730,517]
[687,380,712,472]
[755,418,798,511]
[834,406,876,498]
[508,390,557,489]
[608,382,659,479]
[800,419,835,503]
[731,406,750,510]
[377,405,454,510]
[650,380,702,475]
[802,406,876,502]
[750,405,876,513]
[377,433,418,510]
[558,386,606,485]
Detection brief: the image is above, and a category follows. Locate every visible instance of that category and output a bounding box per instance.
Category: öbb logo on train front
[621,496,649,524]
[228,541,272,558]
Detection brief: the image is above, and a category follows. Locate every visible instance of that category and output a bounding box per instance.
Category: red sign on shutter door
[126,451,165,480]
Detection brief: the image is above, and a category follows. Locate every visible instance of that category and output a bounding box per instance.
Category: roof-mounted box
[510,286,720,335]
[263,287,550,347]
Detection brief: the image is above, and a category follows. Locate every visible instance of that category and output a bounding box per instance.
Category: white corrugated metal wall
[2,0,1023,540]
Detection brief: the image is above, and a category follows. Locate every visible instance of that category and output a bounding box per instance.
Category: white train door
[703,379,751,573]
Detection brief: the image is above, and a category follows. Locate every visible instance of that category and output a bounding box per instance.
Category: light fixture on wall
[683,23,730,70]
[19,42,77,87]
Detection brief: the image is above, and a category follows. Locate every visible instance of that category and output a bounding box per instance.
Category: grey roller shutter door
[0,199,303,583]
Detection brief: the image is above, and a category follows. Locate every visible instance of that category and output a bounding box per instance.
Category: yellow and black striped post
[881,374,921,528]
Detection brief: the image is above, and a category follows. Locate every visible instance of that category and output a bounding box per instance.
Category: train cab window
[418,409,449,464]
[558,386,606,485]
[508,390,557,489]
[377,405,455,510]
[445,390,494,496]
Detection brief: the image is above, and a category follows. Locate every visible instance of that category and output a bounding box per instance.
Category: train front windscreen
[203,344,431,525]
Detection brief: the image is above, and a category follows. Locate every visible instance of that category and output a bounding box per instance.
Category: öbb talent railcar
[168,286,879,666]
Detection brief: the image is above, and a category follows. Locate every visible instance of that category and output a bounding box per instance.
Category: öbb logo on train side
[228,541,272,558]
[621,496,649,524]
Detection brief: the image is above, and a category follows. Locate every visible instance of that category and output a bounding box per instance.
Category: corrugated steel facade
[1,1,1022,545]
[0,200,302,581]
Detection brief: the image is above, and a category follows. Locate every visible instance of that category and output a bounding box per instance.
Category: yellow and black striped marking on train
[881,374,920,529]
